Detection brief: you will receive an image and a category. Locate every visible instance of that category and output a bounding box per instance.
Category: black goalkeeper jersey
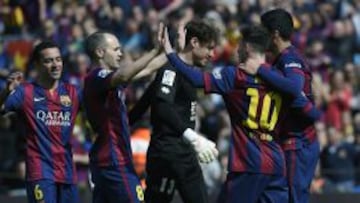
[132,63,198,158]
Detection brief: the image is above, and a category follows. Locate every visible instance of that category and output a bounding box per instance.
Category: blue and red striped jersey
[204,65,288,176]
[273,46,316,150]
[4,81,80,183]
[84,68,133,170]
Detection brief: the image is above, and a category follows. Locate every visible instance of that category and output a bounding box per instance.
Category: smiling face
[36,47,63,80]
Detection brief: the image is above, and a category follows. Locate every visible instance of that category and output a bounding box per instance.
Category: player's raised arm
[240,56,304,97]
[160,25,206,87]
[0,72,23,112]
[85,24,166,87]
[131,53,168,80]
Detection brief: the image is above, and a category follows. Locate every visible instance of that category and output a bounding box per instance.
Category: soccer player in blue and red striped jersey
[241,9,321,203]
[83,30,163,203]
[0,41,80,203]
[161,24,320,202]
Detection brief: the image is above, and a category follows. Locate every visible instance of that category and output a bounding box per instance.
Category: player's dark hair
[85,31,109,59]
[261,8,294,40]
[31,41,60,63]
[241,25,270,53]
[185,20,218,46]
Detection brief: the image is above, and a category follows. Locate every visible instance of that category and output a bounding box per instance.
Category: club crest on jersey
[285,62,302,69]
[60,95,72,107]
[161,70,176,86]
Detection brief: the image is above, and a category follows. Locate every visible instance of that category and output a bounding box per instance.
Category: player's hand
[175,20,186,52]
[238,58,261,75]
[160,26,175,55]
[196,136,219,163]
[183,128,219,164]
[155,22,165,52]
[6,71,23,92]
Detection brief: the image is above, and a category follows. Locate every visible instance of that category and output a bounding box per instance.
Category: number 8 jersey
[204,64,289,176]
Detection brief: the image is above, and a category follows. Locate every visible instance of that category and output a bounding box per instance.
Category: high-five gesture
[160,26,175,54]
[175,20,187,51]
[155,22,165,51]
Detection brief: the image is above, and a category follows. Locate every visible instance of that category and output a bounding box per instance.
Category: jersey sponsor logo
[34,97,45,102]
[97,69,112,78]
[161,86,170,94]
[284,62,302,69]
[60,95,72,107]
[161,70,176,86]
[36,110,71,126]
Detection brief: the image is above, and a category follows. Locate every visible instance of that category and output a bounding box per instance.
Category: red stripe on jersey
[109,92,130,166]
[304,126,316,143]
[23,84,42,180]
[96,121,112,165]
[117,165,135,203]
[66,84,79,182]
[259,143,274,174]
[46,89,66,182]
[203,73,212,93]
[291,68,305,76]
[230,126,247,172]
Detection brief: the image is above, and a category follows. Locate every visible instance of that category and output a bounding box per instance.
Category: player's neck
[37,77,59,91]
[178,51,194,65]
[95,61,111,70]
[277,41,292,53]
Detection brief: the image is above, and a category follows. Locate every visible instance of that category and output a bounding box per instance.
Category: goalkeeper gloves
[183,128,219,163]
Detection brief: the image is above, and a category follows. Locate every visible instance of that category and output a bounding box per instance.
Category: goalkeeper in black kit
[129,20,219,203]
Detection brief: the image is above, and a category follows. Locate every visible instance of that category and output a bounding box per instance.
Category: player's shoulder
[156,64,178,83]
[15,81,33,92]
[281,47,304,63]
[160,62,177,73]
[86,68,113,80]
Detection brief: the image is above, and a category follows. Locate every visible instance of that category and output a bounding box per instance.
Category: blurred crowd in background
[1,0,360,201]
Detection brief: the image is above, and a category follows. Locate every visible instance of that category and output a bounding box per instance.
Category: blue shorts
[26,179,78,203]
[285,140,320,203]
[218,172,288,203]
[91,165,144,203]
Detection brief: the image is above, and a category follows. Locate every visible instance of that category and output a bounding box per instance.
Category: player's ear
[273,30,281,40]
[95,47,105,58]
[190,37,199,48]
[245,42,252,53]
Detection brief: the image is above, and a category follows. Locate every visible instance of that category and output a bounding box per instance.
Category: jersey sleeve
[4,85,25,112]
[166,53,205,87]
[257,59,304,97]
[92,69,117,94]
[291,94,322,122]
[203,66,237,94]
